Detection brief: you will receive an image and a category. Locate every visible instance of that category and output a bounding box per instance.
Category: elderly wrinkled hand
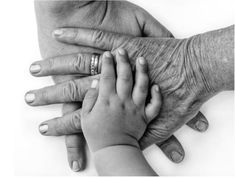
[25,26,216,150]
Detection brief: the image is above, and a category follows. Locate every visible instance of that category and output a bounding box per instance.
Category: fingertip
[152,85,161,104]
[71,160,84,172]
[101,51,113,66]
[155,85,160,92]
[29,63,41,75]
[158,136,185,164]
[24,91,35,104]
[38,123,48,135]
[145,85,162,122]
[103,51,112,58]
[186,112,209,132]
[136,57,147,73]
[195,119,209,132]
[117,48,126,56]
[138,57,146,65]
[52,29,64,38]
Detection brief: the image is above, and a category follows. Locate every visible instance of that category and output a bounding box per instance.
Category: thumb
[82,79,99,116]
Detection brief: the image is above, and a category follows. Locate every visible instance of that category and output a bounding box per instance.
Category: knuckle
[63,80,79,101]
[101,74,114,80]
[71,112,81,131]
[118,73,132,82]
[47,58,55,71]
[147,126,172,144]
[92,30,105,46]
[72,54,86,73]
[40,89,49,104]
[54,118,64,135]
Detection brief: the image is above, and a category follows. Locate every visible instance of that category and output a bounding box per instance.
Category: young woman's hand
[81,50,161,152]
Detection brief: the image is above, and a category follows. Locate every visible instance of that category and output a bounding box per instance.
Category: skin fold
[34,0,209,171]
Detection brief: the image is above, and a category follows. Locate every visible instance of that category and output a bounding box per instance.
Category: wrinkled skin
[34,0,208,170]
[51,27,217,148]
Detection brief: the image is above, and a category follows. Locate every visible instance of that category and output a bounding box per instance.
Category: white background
[0,0,234,176]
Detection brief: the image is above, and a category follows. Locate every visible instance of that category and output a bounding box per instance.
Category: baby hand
[81,49,162,152]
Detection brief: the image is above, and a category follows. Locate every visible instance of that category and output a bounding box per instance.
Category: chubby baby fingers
[132,57,149,107]
[145,85,162,123]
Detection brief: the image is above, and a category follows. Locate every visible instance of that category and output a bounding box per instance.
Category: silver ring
[90,54,99,75]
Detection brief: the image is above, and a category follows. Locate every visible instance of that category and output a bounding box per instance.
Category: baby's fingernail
[195,120,208,132]
[25,93,35,103]
[91,80,99,88]
[39,124,48,134]
[155,85,159,92]
[30,64,41,74]
[72,161,80,172]
[171,151,183,163]
[104,51,112,58]
[118,48,125,55]
[138,57,146,65]
[53,29,64,37]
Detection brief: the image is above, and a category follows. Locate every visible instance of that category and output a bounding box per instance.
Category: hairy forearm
[93,145,157,176]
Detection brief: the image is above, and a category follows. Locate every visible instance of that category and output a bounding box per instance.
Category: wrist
[93,145,156,176]
[83,129,140,152]
[185,26,234,94]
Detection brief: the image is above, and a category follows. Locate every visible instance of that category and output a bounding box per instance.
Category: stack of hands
[24,0,234,176]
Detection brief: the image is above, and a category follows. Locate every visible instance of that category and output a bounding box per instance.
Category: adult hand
[34,0,208,171]
[26,27,213,149]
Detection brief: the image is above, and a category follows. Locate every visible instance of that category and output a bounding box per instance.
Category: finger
[25,76,98,106]
[116,48,133,100]
[62,103,86,172]
[157,135,185,163]
[145,85,162,123]
[38,110,82,136]
[132,57,149,106]
[82,79,99,115]
[52,28,132,51]
[30,53,99,76]
[66,134,86,172]
[186,112,209,132]
[99,51,116,97]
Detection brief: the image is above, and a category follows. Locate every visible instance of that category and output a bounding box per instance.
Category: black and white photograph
[2,0,234,176]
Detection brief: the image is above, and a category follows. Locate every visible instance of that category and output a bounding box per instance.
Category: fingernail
[30,64,41,74]
[53,29,64,37]
[155,85,159,92]
[25,93,35,103]
[171,151,183,163]
[195,120,208,132]
[104,51,112,58]
[72,161,80,172]
[118,48,125,55]
[138,57,146,65]
[39,124,48,134]
[91,79,98,88]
